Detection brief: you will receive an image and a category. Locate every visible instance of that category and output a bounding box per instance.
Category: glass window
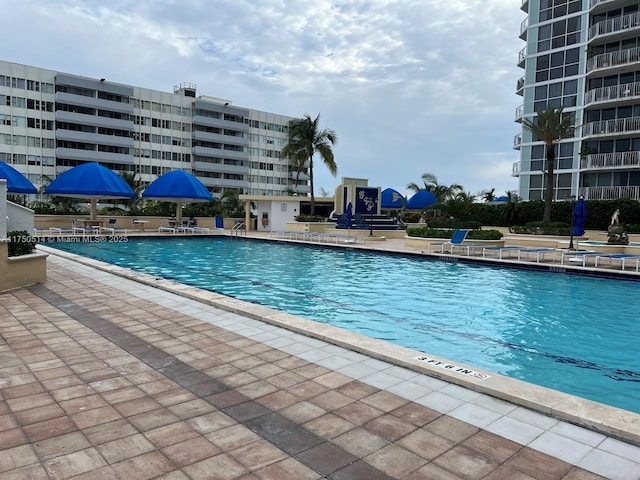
[530,175,543,188]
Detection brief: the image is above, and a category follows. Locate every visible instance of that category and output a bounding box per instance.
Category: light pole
[566,195,576,250]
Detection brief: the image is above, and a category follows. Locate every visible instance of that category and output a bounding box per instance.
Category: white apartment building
[0,60,310,198]
[515,0,640,201]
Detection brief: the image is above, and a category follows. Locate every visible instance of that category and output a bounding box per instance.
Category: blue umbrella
[572,196,587,236]
[381,188,405,209]
[0,161,37,194]
[142,170,212,221]
[345,202,353,229]
[46,162,135,219]
[406,190,437,210]
[571,196,587,250]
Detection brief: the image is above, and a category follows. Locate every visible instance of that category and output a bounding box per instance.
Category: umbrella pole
[176,203,182,223]
[90,199,97,221]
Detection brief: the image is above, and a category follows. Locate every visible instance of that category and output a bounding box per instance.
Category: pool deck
[1,232,639,479]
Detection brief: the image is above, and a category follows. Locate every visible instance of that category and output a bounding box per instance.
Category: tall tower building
[0,60,310,198]
[515,0,640,202]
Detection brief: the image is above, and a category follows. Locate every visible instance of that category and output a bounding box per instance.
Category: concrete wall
[7,202,35,233]
[0,241,48,292]
[255,200,301,232]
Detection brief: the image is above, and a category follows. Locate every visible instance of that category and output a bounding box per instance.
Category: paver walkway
[1,253,639,479]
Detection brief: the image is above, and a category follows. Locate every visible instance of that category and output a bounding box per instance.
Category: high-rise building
[515,0,640,202]
[0,60,310,198]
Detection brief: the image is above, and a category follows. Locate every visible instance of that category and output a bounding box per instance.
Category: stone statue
[607,209,628,245]
[610,208,620,226]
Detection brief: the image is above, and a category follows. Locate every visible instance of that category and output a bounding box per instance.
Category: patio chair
[560,250,600,267]
[71,219,92,236]
[429,229,470,254]
[158,221,176,233]
[482,245,528,260]
[175,220,195,233]
[594,253,640,270]
[516,247,559,263]
[189,218,211,234]
[100,218,127,235]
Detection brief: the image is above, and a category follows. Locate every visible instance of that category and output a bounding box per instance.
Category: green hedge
[509,222,571,236]
[406,227,503,240]
[7,230,36,257]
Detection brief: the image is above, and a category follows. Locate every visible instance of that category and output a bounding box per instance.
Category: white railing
[582,116,640,136]
[516,76,525,93]
[512,161,521,176]
[589,12,640,40]
[515,105,524,121]
[584,80,640,105]
[518,47,526,66]
[580,186,640,200]
[520,17,528,37]
[514,133,522,149]
[581,151,640,169]
[586,47,640,73]
[231,221,246,237]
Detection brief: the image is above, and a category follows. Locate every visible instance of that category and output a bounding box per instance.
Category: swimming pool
[47,237,640,414]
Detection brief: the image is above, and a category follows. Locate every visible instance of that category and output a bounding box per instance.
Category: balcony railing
[589,12,640,41]
[516,76,525,94]
[515,105,524,122]
[518,47,526,67]
[580,151,640,170]
[520,17,528,39]
[512,161,521,176]
[580,186,640,200]
[586,47,640,74]
[514,133,522,149]
[521,0,528,13]
[584,80,640,105]
[582,116,640,137]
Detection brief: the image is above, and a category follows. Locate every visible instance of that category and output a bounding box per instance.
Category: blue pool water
[48,237,640,413]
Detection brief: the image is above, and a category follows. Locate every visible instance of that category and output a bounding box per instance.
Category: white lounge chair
[429,229,470,254]
[560,250,600,267]
[517,247,559,263]
[100,218,128,235]
[594,253,640,270]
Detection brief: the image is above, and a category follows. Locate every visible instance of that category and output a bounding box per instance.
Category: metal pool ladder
[231,221,246,237]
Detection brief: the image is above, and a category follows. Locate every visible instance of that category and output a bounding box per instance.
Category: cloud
[3,0,524,199]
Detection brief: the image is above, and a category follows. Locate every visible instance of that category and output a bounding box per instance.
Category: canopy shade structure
[381,188,406,209]
[45,162,136,220]
[405,190,437,210]
[142,170,213,222]
[0,161,38,194]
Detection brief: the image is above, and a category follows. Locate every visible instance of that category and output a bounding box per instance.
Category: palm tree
[481,188,496,203]
[522,105,574,222]
[120,171,144,214]
[280,113,337,215]
[288,155,307,195]
[407,172,463,203]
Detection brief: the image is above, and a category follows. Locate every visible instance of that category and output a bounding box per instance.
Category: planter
[1,242,48,292]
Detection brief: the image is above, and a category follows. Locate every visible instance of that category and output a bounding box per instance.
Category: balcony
[514,133,522,149]
[520,17,528,40]
[584,80,640,106]
[586,47,640,75]
[582,116,640,138]
[580,151,640,170]
[521,0,528,12]
[588,12,640,42]
[515,105,524,122]
[580,185,640,200]
[516,76,525,96]
[512,161,521,177]
[517,47,526,68]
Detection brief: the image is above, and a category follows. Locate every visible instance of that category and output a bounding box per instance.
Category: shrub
[509,222,570,235]
[426,220,483,230]
[295,215,326,222]
[7,230,37,257]
[406,227,502,240]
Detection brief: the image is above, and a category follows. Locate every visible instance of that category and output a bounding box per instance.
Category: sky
[2,0,525,200]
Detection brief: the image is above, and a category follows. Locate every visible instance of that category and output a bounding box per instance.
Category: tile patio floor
[1,250,639,479]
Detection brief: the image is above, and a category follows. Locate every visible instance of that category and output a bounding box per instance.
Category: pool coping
[37,244,640,447]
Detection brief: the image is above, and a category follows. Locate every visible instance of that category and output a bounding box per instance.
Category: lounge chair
[100,218,128,235]
[517,247,559,263]
[482,245,528,259]
[71,219,92,236]
[158,221,176,233]
[175,220,195,233]
[189,218,211,234]
[560,250,600,267]
[429,229,470,254]
[594,253,640,270]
